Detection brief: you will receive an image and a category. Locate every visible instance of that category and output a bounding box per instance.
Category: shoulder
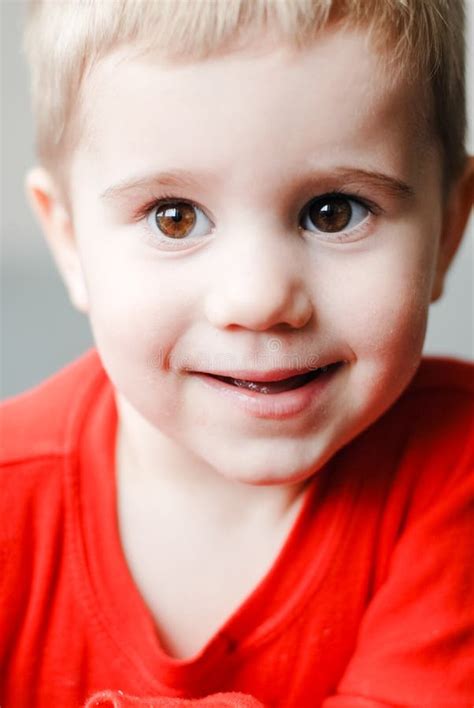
[0,349,107,464]
[343,357,473,524]
[361,356,473,464]
[377,356,473,514]
[408,355,473,398]
[395,355,473,445]
[0,349,109,594]
[0,351,108,645]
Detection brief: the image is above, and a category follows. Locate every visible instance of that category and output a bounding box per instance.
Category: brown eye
[303,196,369,234]
[154,202,197,239]
[309,197,351,232]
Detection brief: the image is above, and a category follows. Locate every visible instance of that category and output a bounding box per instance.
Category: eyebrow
[100,169,211,202]
[99,166,415,202]
[328,167,415,200]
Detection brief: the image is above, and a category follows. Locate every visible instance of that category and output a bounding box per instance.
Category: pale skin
[26,26,473,659]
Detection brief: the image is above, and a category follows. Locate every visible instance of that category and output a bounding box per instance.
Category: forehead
[73,26,434,195]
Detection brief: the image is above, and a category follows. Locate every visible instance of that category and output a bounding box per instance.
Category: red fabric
[84,690,264,707]
[0,350,473,708]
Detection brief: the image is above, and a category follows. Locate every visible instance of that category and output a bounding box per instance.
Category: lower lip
[190,365,343,420]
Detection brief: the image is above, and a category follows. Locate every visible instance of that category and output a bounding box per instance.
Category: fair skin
[26,26,473,659]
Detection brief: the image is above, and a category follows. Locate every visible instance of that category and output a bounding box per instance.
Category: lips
[192,361,344,419]
[200,363,341,395]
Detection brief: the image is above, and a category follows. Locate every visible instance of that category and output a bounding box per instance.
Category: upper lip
[190,364,338,383]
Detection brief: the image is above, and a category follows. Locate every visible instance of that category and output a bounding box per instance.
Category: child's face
[63,27,448,483]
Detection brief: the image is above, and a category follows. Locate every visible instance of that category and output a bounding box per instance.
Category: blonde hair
[23,0,467,201]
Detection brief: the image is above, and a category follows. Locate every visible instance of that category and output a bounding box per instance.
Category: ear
[431,155,474,302]
[24,166,89,313]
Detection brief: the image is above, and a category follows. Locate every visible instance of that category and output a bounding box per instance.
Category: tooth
[231,378,270,393]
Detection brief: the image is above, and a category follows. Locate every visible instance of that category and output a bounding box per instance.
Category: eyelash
[133,190,381,248]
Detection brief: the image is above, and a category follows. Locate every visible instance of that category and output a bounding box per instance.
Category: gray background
[1,0,473,399]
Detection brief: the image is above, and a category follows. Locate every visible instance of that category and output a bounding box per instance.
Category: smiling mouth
[206,362,343,394]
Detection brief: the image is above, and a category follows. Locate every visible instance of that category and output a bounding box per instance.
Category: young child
[1,0,473,706]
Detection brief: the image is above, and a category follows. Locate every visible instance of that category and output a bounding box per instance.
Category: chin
[211,448,327,487]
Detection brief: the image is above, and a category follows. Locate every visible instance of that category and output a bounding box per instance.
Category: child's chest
[116,476,303,661]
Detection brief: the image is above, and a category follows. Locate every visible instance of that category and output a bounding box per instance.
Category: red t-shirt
[1,350,473,708]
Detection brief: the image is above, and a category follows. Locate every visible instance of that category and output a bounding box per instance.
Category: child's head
[23,1,473,485]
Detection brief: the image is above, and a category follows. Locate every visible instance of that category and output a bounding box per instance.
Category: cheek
[325,229,438,363]
[85,281,189,429]
[81,251,190,383]
[347,283,428,362]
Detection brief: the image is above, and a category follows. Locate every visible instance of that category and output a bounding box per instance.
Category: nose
[204,230,313,331]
